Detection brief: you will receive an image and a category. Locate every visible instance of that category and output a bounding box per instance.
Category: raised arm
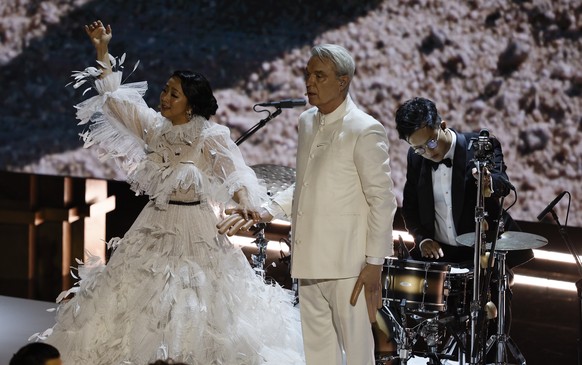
[85,20,112,78]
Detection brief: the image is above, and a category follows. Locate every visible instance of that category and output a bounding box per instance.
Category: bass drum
[383,258,450,313]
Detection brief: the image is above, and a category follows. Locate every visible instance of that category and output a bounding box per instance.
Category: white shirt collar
[318,95,350,126]
[443,128,456,160]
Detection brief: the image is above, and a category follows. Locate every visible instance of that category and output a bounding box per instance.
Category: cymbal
[456,231,548,251]
[251,164,295,197]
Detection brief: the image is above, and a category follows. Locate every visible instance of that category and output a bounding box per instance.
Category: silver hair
[311,44,355,80]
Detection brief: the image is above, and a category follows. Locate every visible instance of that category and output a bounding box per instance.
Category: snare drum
[383,258,451,313]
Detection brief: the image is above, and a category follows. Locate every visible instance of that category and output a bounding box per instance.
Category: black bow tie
[430,158,452,170]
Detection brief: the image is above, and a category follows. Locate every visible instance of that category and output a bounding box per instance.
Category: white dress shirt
[432,129,459,246]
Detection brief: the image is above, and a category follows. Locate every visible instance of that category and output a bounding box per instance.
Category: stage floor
[0,294,460,365]
[0,295,57,364]
[0,283,577,365]
[0,285,579,365]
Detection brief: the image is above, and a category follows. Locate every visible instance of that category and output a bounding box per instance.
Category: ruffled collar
[159,115,207,145]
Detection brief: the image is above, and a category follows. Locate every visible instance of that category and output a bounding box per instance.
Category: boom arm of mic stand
[235,108,283,146]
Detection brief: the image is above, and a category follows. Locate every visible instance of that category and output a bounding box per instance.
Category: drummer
[391,98,533,358]
[393,97,533,268]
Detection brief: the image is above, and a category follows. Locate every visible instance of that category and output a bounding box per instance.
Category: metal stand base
[485,252,526,365]
[379,302,469,365]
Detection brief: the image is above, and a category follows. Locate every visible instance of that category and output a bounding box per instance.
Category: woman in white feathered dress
[35,20,304,365]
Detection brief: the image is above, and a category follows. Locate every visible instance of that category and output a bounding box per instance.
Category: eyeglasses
[411,128,441,155]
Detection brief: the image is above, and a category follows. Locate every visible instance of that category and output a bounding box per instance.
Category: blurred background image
[1,0,580,226]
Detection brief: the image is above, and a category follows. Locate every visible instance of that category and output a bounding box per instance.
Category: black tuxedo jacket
[401,130,533,268]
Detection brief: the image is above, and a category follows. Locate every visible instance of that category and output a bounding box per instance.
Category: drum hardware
[457,229,548,364]
[379,259,476,364]
[484,251,526,365]
[465,129,536,364]
[379,300,464,365]
[440,267,472,364]
[243,164,295,281]
[384,259,450,313]
[249,222,269,279]
[419,318,444,364]
[468,131,492,365]
[379,299,418,365]
[439,315,468,365]
[457,229,548,363]
[250,164,296,199]
[456,231,548,251]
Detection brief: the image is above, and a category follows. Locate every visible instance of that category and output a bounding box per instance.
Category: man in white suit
[219,44,397,365]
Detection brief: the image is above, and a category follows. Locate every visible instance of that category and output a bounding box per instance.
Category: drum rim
[385,258,451,272]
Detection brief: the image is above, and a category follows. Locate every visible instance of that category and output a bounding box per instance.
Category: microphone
[536,191,567,221]
[256,98,306,109]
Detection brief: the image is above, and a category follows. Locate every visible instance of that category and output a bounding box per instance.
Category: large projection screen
[1,0,580,226]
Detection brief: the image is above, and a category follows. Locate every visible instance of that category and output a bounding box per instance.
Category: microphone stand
[235,108,282,146]
[468,159,488,365]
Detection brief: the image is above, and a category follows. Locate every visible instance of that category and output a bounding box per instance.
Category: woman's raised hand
[84,20,112,50]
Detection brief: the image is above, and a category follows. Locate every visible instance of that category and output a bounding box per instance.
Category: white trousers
[298,277,375,365]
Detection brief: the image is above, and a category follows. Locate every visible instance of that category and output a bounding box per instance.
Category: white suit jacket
[273,95,396,279]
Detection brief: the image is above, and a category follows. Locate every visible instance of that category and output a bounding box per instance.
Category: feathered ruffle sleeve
[199,123,269,210]
[70,58,267,210]
[74,69,157,175]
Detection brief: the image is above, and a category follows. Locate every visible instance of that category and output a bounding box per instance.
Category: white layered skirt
[44,201,304,365]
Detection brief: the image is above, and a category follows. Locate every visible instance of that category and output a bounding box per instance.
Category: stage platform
[0,281,578,365]
[0,295,56,364]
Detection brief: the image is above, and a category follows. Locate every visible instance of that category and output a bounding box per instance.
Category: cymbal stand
[469,158,488,364]
[467,129,502,364]
[440,318,468,365]
[250,223,268,280]
[485,251,526,364]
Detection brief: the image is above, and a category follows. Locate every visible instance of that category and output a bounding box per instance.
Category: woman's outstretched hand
[84,20,112,50]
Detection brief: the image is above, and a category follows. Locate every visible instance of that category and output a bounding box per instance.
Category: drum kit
[376,232,548,365]
[248,164,550,365]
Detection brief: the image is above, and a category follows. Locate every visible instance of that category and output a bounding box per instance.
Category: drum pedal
[375,352,399,365]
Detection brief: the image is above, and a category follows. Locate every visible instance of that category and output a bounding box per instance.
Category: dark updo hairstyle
[171,70,218,120]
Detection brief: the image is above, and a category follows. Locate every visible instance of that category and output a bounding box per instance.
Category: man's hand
[472,166,492,197]
[216,208,273,236]
[350,263,383,323]
[420,239,445,259]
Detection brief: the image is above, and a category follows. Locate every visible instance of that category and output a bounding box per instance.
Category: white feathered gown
[37,69,304,365]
